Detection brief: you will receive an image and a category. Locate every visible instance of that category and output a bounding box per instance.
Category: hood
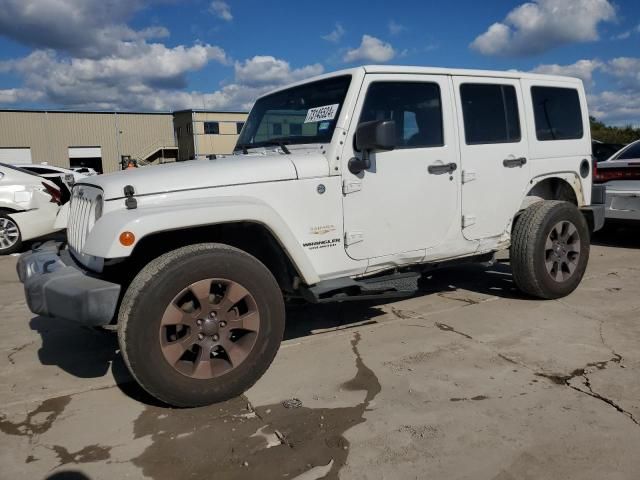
[81,152,329,200]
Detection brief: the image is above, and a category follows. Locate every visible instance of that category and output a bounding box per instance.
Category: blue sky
[0,0,639,125]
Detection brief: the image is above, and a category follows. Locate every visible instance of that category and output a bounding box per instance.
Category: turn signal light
[119,231,135,246]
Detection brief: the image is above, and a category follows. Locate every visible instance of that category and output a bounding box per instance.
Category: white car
[594,140,640,221]
[15,164,87,202]
[0,164,62,254]
[18,66,604,406]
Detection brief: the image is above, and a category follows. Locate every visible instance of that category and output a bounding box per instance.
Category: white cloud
[470,0,616,56]
[209,1,233,22]
[388,20,407,36]
[0,0,168,58]
[234,56,324,87]
[344,35,395,63]
[0,88,42,104]
[588,91,640,126]
[322,23,345,43]
[532,59,603,86]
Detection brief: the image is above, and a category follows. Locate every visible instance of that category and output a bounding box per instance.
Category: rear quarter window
[531,86,583,141]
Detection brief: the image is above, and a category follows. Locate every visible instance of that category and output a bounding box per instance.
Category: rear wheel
[510,201,590,299]
[118,243,285,407]
[0,214,22,255]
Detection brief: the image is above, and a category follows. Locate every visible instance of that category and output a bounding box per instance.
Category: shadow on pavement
[28,261,522,405]
[44,471,91,480]
[592,221,640,249]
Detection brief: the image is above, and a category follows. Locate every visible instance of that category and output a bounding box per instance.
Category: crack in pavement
[389,306,639,428]
[6,340,35,365]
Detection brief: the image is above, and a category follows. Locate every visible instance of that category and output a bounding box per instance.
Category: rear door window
[460,84,521,145]
[531,87,583,141]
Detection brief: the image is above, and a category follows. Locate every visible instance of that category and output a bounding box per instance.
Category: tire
[118,243,285,407]
[0,214,23,255]
[510,201,590,299]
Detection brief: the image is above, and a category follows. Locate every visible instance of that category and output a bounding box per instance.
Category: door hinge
[462,215,476,229]
[342,179,362,195]
[461,170,476,184]
[344,230,364,246]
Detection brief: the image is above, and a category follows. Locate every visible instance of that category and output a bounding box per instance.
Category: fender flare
[519,172,585,210]
[83,195,320,284]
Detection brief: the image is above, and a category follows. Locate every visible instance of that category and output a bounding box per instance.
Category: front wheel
[118,243,285,407]
[510,201,590,299]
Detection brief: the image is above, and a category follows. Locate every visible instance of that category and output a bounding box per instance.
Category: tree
[590,116,640,144]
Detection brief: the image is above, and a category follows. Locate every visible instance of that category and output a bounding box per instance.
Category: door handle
[428,162,457,175]
[503,157,527,168]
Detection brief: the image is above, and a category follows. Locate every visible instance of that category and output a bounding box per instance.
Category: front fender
[83,196,320,284]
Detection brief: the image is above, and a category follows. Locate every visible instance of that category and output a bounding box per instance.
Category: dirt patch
[131,331,381,480]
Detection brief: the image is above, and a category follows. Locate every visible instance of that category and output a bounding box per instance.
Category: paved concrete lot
[1,228,640,480]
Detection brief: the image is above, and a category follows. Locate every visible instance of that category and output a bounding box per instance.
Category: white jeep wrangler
[18,66,605,407]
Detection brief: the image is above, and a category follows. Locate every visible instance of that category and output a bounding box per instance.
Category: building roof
[0,108,173,115]
[173,109,248,114]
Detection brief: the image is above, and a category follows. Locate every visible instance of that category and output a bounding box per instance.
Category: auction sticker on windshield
[304,104,339,123]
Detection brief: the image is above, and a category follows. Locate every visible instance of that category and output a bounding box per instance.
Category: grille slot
[67,186,101,253]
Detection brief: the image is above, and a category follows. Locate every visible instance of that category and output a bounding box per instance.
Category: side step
[299,252,497,304]
[301,272,421,303]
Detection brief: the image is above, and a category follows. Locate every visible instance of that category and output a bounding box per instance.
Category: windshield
[235,75,351,151]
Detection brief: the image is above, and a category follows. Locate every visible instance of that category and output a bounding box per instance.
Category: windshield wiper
[261,140,291,154]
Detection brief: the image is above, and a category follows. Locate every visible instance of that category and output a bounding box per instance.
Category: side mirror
[349,120,396,175]
[355,120,396,152]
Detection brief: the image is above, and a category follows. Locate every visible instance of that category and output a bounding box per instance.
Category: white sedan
[0,164,63,254]
[595,140,640,222]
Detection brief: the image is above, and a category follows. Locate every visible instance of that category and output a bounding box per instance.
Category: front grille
[67,185,102,253]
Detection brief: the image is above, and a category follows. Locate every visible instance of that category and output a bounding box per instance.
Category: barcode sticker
[304,104,339,123]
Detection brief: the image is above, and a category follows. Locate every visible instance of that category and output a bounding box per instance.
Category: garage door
[68,147,101,158]
[0,147,32,164]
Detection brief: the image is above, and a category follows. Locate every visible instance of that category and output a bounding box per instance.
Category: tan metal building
[0,109,178,173]
[173,110,248,160]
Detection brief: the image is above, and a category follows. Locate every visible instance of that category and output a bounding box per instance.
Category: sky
[0,0,638,125]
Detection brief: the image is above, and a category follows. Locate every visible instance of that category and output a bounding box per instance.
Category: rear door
[453,77,530,240]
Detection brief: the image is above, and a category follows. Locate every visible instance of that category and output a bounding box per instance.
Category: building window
[272,123,282,135]
[187,123,192,134]
[531,87,583,141]
[289,123,302,136]
[176,127,182,138]
[204,121,220,135]
[460,84,521,145]
[236,122,245,134]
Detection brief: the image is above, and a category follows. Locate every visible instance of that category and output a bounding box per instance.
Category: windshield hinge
[342,179,362,195]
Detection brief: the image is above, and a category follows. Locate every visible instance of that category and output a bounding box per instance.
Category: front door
[342,74,459,262]
[452,77,530,240]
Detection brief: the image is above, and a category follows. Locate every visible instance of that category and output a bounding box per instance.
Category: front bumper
[17,242,121,326]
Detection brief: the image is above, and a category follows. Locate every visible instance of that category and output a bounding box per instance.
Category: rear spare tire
[510,201,590,299]
[118,243,285,407]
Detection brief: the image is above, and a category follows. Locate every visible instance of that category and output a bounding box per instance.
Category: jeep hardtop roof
[260,65,583,99]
